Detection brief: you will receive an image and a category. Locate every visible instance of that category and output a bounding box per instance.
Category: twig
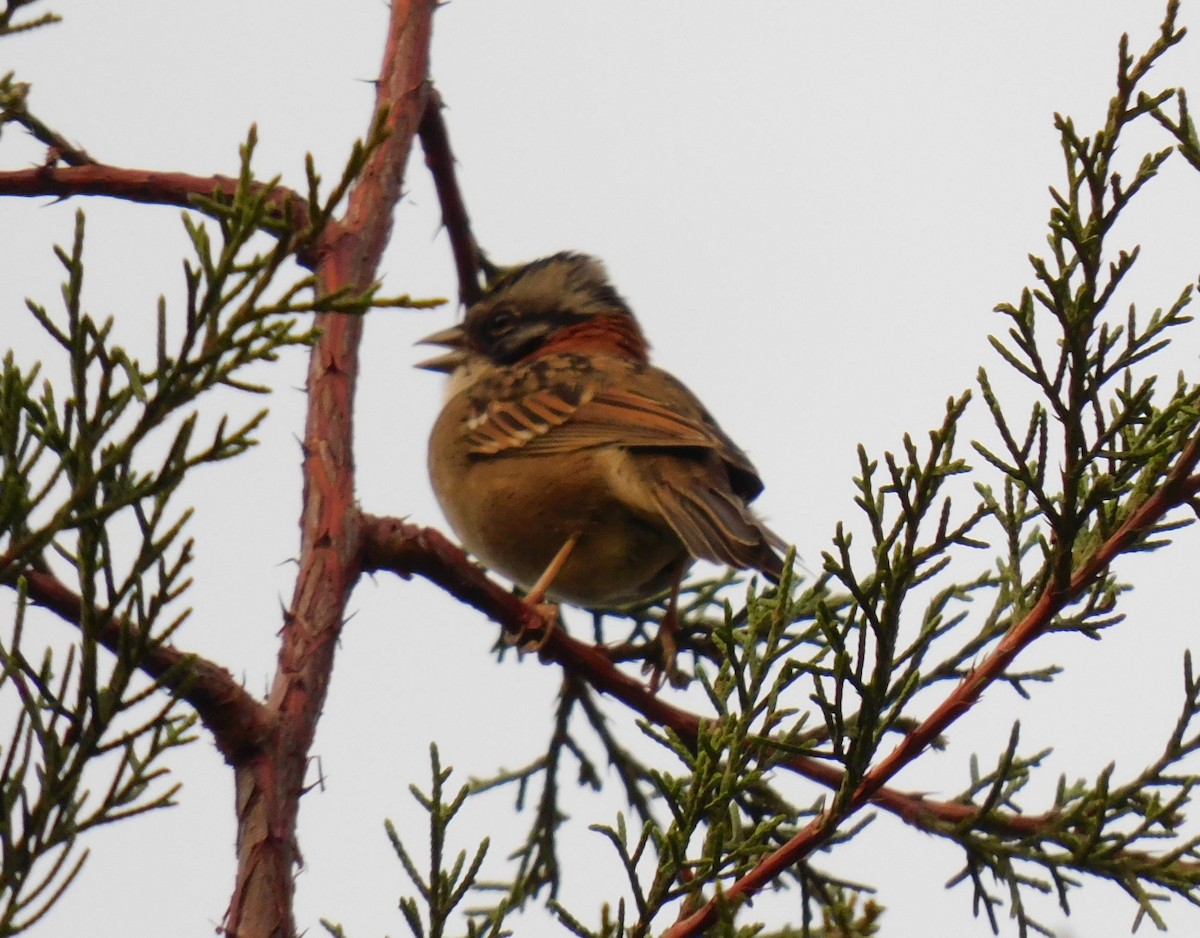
[0,164,321,264]
[16,566,274,760]
[418,84,487,306]
[220,3,438,936]
[0,80,95,165]
[358,514,1056,840]
[662,429,1200,938]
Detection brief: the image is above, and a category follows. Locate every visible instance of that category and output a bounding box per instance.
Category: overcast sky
[4,2,1200,936]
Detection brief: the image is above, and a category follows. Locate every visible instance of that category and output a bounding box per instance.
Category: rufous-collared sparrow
[419,252,785,639]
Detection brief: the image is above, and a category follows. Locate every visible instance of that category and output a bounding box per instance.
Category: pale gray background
[3,2,1200,935]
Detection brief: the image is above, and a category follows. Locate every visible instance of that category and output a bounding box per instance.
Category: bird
[418,252,786,657]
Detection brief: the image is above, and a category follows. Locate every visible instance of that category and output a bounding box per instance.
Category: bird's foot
[645,563,689,691]
[507,601,561,652]
[643,611,691,692]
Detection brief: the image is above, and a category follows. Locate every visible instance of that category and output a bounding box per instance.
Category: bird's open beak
[415,324,469,373]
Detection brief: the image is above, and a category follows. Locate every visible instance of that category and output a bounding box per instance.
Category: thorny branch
[358,515,1056,841]
[661,437,1200,938]
[19,566,273,761]
[418,85,489,307]
[221,3,438,937]
[0,164,321,264]
[6,0,1200,935]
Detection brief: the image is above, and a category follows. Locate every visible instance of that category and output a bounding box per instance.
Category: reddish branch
[659,440,1200,938]
[9,8,1200,937]
[0,164,315,254]
[358,516,1055,839]
[2,6,435,930]
[19,567,273,761]
[2,78,97,165]
[5,7,428,936]
[418,86,487,306]
[221,4,436,937]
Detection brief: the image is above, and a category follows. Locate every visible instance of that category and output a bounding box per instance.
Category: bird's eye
[487,307,518,337]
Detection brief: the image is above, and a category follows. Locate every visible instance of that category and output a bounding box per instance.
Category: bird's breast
[428,417,685,607]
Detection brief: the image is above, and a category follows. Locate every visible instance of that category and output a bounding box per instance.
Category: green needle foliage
[399,5,1200,937]
[0,108,434,930]
[5,2,1200,937]
[0,133,317,930]
[376,745,513,938]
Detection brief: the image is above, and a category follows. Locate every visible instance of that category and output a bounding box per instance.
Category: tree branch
[418,85,487,306]
[357,514,1056,840]
[0,77,95,166]
[663,429,1200,938]
[221,3,437,936]
[16,566,274,761]
[0,164,319,263]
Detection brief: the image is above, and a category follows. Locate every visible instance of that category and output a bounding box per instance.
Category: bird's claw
[506,602,561,651]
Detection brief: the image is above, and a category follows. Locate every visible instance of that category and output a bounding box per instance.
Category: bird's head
[417,252,649,372]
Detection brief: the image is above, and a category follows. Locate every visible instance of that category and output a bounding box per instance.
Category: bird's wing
[639,456,785,581]
[462,366,722,456]
[460,360,786,580]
